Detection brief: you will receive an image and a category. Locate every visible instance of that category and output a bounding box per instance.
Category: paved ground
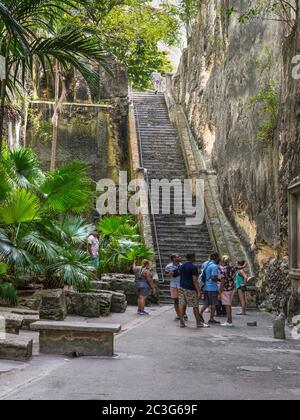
[1,306,300,400]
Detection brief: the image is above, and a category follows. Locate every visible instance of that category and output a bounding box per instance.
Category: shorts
[221,290,235,306]
[91,256,99,269]
[170,287,179,299]
[138,287,151,297]
[237,286,247,293]
[178,288,199,308]
[203,291,219,306]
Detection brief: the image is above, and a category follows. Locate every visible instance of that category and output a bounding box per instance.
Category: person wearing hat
[165,254,188,321]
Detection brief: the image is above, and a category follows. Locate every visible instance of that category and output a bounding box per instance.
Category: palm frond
[3,147,44,188]
[19,230,59,262]
[0,230,33,273]
[0,188,42,224]
[0,1,29,52]
[40,161,93,213]
[47,249,94,290]
[54,216,95,246]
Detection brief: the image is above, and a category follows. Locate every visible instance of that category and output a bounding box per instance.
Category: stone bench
[0,312,24,334]
[0,334,33,361]
[31,321,121,357]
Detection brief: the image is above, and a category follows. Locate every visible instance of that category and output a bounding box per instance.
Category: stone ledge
[30,321,121,333]
[0,334,33,361]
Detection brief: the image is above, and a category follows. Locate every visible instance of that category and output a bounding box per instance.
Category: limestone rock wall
[173,0,300,315]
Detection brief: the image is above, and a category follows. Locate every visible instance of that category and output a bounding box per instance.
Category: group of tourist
[134,252,250,327]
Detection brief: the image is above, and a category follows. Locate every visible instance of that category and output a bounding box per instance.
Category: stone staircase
[133,92,213,304]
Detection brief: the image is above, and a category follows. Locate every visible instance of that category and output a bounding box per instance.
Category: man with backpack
[200,252,221,325]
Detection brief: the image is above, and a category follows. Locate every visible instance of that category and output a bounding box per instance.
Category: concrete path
[1,306,300,400]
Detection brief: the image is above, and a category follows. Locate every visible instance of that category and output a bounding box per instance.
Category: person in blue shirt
[200,252,221,325]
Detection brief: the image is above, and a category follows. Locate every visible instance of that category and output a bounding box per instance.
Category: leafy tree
[0,0,108,158]
[75,0,181,89]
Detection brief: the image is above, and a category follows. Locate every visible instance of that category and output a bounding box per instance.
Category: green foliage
[76,0,181,90]
[253,44,272,73]
[0,261,17,305]
[249,80,280,143]
[40,161,93,213]
[0,147,96,291]
[98,215,153,274]
[0,282,18,305]
[0,188,42,225]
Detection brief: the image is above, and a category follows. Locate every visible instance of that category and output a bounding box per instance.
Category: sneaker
[197,323,210,328]
[221,322,233,327]
[183,314,188,321]
[208,319,220,325]
[174,316,180,321]
[141,310,149,315]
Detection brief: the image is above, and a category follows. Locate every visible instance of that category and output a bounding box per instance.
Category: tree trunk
[50,60,60,171]
[0,78,7,159]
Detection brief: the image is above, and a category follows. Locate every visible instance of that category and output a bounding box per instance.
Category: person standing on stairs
[133,259,157,315]
[178,253,209,329]
[200,253,221,325]
[164,255,188,322]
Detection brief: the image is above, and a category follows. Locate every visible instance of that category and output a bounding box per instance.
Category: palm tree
[0,0,108,157]
[0,147,96,292]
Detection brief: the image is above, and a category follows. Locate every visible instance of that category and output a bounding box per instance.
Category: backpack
[198,260,213,288]
[134,267,148,288]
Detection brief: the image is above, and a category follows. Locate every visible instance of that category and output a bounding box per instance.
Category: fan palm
[47,249,94,291]
[2,147,43,188]
[40,161,94,213]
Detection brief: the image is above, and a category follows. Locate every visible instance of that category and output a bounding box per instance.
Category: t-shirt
[165,262,181,287]
[88,235,99,258]
[180,262,198,291]
[133,266,151,289]
[220,265,236,291]
[203,261,219,292]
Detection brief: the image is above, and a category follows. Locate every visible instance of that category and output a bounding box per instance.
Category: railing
[129,86,165,283]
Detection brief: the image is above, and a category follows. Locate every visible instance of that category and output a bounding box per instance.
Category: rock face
[173,0,300,316]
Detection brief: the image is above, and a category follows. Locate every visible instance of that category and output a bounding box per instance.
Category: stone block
[91,280,112,290]
[66,291,112,317]
[273,313,286,340]
[0,334,33,361]
[0,312,24,335]
[40,290,67,321]
[111,292,127,313]
[31,321,121,357]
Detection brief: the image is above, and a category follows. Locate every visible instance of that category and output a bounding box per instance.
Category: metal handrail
[131,89,165,283]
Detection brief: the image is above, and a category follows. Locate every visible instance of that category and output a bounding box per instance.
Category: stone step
[133,91,213,302]
[0,334,33,361]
